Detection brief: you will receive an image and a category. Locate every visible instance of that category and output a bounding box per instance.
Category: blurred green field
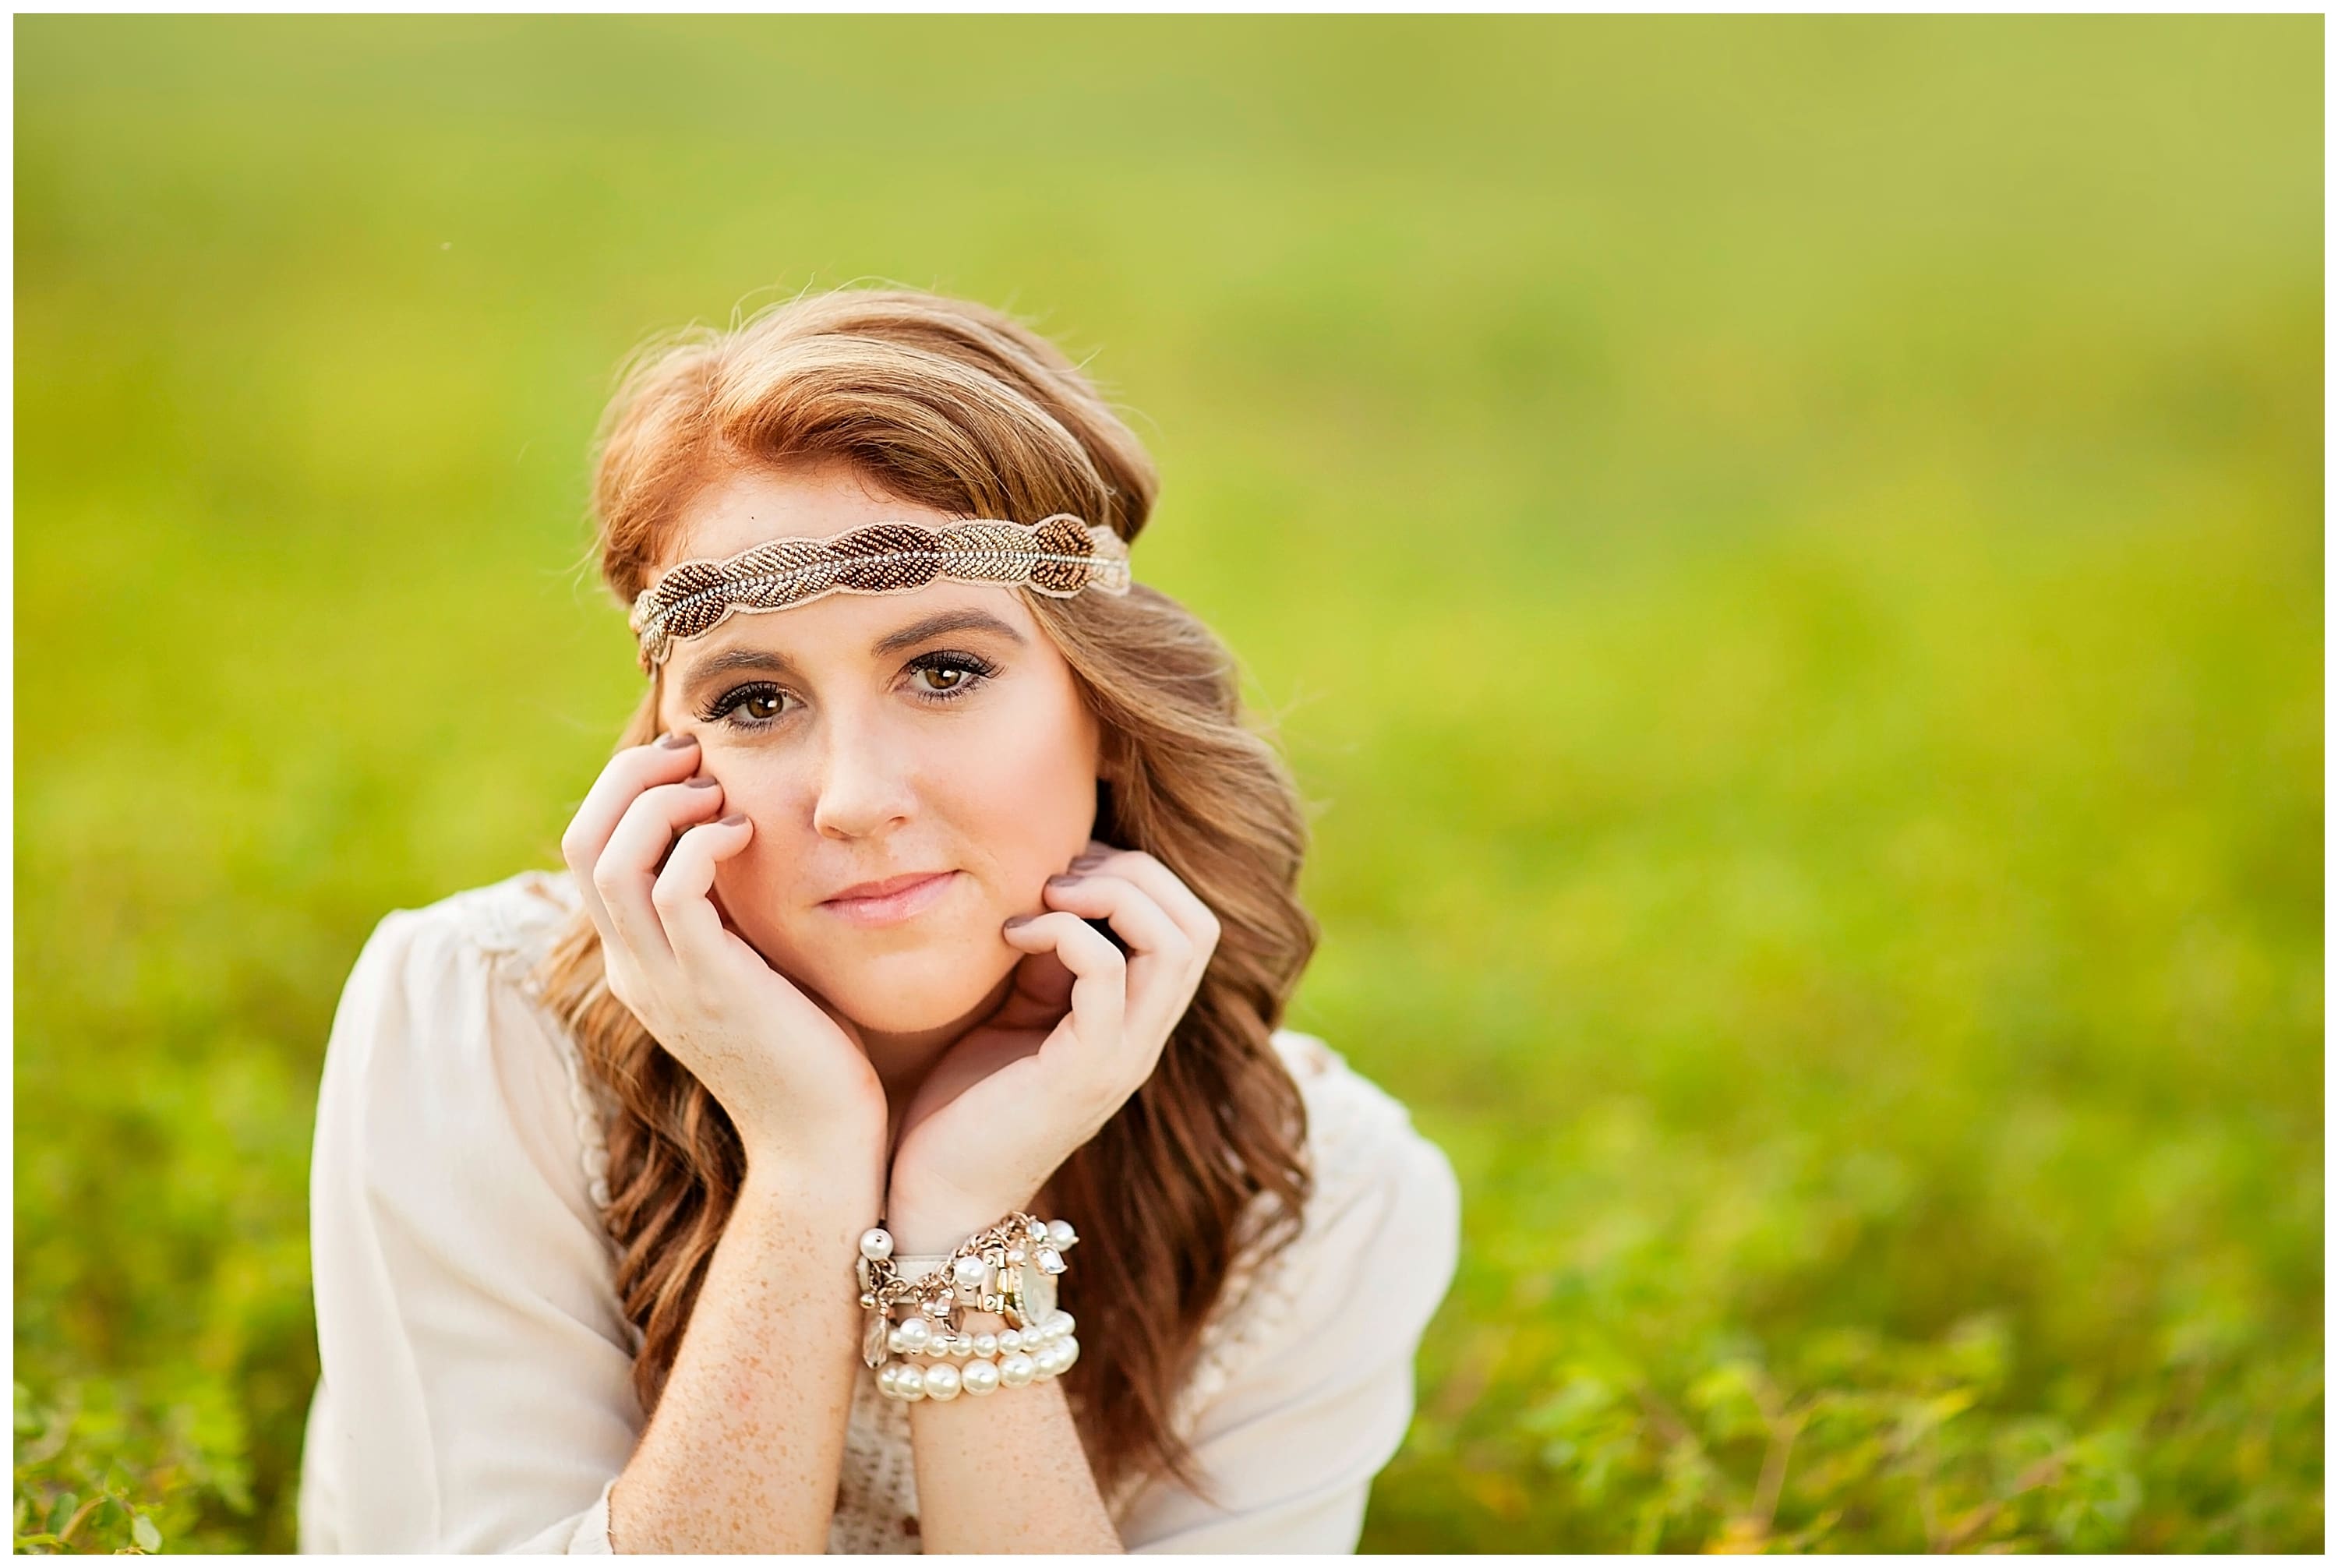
[13,14,2322,1553]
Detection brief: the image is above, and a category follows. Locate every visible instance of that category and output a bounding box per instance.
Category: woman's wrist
[744,1124,888,1207]
[883,1184,1035,1256]
[884,1213,986,1257]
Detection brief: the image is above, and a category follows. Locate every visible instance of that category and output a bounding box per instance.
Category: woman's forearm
[605,1142,887,1552]
[904,1308,1125,1552]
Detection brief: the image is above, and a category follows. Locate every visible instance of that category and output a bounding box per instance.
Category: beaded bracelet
[874,1306,1082,1402]
[856,1211,1082,1402]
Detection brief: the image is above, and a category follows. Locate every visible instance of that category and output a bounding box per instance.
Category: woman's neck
[859,967,1018,1116]
[854,969,1061,1220]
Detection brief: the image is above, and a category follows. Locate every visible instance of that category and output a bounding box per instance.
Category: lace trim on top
[456,873,612,1186]
[441,871,634,1351]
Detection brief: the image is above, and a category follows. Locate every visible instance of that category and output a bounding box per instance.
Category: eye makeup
[694,648,1003,733]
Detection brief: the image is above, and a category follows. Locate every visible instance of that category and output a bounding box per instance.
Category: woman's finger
[649,810,754,969]
[1066,844,1224,954]
[560,733,704,951]
[595,772,729,972]
[1037,871,1194,1044]
[1001,910,1128,1100]
[653,813,875,1051]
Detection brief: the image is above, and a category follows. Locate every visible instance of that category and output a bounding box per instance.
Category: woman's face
[651,460,1104,1036]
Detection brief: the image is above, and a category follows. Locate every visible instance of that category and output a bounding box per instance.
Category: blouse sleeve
[1113,1100,1463,1553]
[305,902,641,1552]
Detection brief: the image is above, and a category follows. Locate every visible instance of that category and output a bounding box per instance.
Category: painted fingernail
[659,731,698,749]
[686,774,719,789]
[720,812,747,826]
[1046,873,1082,888]
[1070,854,1104,870]
[1004,915,1035,928]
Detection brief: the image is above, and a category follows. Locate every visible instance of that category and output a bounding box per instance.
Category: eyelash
[695,649,1002,732]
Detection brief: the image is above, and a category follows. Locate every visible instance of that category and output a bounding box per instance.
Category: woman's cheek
[703,807,805,943]
[973,701,1099,842]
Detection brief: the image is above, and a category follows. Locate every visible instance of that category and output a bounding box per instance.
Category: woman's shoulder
[370,864,584,973]
[1265,1026,1455,1217]
[1150,1027,1461,1447]
[332,866,614,1213]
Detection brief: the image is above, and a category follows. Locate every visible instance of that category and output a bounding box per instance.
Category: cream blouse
[296,868,1460,1553]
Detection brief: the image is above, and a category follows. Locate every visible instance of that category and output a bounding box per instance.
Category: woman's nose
[809,715,918,839]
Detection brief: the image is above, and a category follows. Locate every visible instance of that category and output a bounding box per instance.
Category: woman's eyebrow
[678,608,1029,697]
[868,607,1028,659]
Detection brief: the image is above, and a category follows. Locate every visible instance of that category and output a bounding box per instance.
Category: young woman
[297,286,1460,1553]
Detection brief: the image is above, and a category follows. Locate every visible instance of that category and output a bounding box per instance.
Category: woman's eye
[701,655,995,729]
[915,665,969,694]
[701,682,788,728]
[908,651,999,703]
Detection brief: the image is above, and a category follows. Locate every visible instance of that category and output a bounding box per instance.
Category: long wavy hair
[527,284,1318,1508]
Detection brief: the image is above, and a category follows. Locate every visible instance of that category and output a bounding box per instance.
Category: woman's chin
[811,961,1015,1040]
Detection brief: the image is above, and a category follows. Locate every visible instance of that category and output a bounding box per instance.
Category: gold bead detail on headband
[627,512,1133,673]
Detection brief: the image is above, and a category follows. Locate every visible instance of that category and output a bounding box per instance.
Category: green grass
[14,14,2321,1552]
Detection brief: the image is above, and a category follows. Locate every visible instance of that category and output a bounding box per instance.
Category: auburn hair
[527,284,1317,1508]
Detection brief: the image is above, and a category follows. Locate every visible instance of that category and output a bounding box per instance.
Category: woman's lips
[819,870,959,927]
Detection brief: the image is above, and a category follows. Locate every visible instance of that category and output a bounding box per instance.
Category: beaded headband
[627,512,1133,673]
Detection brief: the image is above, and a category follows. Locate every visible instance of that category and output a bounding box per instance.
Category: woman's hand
[560,731,890,1179]
[881,838,1223,1253]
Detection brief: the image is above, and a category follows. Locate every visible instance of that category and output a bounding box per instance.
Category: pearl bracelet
[874,1308,1082,1401]
[856,1211,1082,1402]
